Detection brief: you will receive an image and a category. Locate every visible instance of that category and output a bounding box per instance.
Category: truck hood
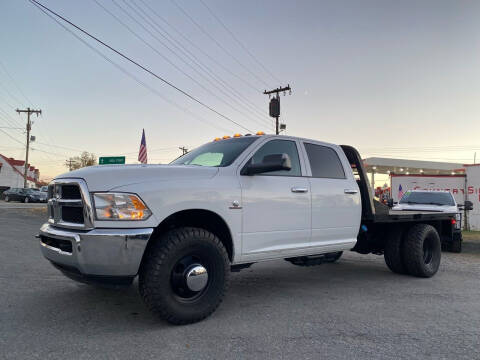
[55,164,219,192]
[392,203,458,213]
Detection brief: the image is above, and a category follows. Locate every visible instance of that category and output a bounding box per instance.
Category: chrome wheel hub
[185,265,208,292]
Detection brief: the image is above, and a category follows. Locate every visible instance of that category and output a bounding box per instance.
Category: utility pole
[16,107,41,188]
[263,85,291,135]
[179,146,188,155]
[65,158,75,171]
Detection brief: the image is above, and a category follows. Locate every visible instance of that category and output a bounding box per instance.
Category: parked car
[39,134,458,324]
[3,188,47,203]
[391,190,466,252]
[39,186,48,198]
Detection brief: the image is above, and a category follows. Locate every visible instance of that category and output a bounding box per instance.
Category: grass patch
[462,231,480,242]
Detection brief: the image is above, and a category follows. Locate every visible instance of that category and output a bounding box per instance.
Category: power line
[97,0,271,130]
[198,0,281,84]
[0,60,35,106]
[34,141,86,153]
[0,127,25,146]
[132,0,271,124]
[137,0,267,97]
[29,1,235,135]
[29,0,252,133]
[0,126,23,130]
[170,0,272,89]
[125,0,272,128]
[0,81,26,108]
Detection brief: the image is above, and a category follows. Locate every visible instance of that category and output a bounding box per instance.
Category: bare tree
[65,152,97,171]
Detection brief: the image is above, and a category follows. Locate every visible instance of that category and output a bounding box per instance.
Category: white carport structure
[363,157,464,189]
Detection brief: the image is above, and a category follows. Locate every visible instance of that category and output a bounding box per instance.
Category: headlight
[93,193,152,220]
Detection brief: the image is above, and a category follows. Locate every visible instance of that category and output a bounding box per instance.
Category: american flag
[138,129,147,164]
[398,184,403,200]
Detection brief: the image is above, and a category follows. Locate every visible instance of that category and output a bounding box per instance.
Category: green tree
[65,152,97,171]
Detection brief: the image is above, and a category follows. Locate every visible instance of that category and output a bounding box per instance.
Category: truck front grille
[60,185,82,200]
[61,206,84,224]
[47,179,94,229]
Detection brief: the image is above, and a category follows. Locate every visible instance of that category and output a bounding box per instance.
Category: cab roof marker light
[256,131,265,135]
[213,137,221,141]
[233,133,242,137]
[223,135,231,139]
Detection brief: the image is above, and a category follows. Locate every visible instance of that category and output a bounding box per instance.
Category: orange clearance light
[213,137,221,141]
[233,133,242,137]
[256,131,265,135]
[223,135,231,139]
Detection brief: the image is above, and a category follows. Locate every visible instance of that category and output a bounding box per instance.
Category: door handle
[291,187,308,193]
[344,189,358,194]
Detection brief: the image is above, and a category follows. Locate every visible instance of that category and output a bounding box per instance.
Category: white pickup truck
[39,134,457,324]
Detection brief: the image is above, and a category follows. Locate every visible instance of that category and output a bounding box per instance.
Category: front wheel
[139,227,230,325]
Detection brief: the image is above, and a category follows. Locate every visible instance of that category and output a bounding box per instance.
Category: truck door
[239,139,311,256]
[302,142,361,248]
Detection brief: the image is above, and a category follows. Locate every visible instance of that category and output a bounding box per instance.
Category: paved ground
[0,199,46,209]
[1,207,479,359]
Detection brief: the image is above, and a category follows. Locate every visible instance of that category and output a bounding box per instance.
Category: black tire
[450,233,462,253]
[384,228,407,274]
[450,240,462,253]
[139,227,230,325]
[402,224,441,278]
[324,251,343,263]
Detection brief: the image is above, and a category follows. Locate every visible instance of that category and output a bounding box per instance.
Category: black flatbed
[374,210,456,223]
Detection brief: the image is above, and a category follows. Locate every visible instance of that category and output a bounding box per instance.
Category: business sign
[99,156,125,165]
[465,165,480,230]
[391,175,466,204]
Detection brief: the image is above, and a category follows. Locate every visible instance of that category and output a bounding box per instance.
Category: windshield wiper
[425,202,448,206]
[403,201,421,204]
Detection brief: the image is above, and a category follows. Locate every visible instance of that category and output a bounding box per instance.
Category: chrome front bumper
[39,223,154,277]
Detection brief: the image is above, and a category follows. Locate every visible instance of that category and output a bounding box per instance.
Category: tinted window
[247,139,301,176]
[171,137,257,167]
[304,143,345,179]
[399,191,455,206]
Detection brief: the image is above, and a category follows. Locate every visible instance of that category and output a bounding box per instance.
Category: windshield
[171,137,258,167]
[399,191,455,206]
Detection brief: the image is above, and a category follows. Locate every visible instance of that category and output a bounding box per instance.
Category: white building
[465,164,480,230]
[364,157,480,231]
[0,154,40,190]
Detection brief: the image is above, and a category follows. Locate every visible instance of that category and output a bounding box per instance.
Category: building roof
[363,157,464,175]
[0,154,40,185]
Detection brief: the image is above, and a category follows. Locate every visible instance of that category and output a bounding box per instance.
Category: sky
[0,0,479,183]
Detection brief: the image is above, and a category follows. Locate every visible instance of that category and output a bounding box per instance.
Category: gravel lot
[1,207,479,359]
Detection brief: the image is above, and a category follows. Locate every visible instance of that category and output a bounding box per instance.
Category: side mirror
[464,200,474,211]
[387,198,394,208]
[242,153,292,176]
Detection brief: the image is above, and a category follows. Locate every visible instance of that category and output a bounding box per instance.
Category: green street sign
[99,156,125,165]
